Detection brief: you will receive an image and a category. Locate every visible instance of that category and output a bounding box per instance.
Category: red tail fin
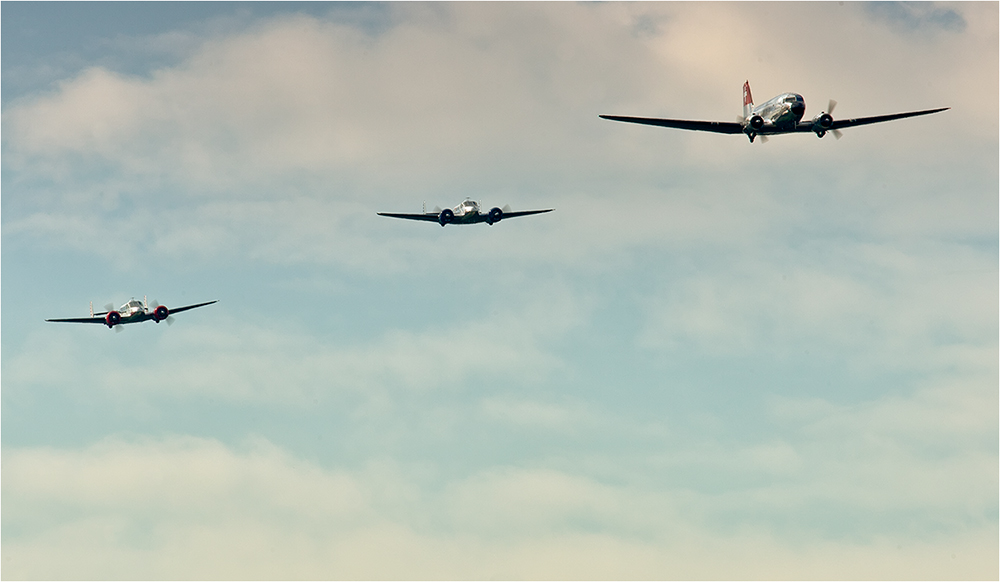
[742,80,754,121]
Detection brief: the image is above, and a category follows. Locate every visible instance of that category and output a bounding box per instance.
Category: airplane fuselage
[448,199,486,224]
[119,299,146,319]
[751,92,806,133]
[107,298,168,327]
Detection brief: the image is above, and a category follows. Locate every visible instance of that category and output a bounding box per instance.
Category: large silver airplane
[46,297,217,330]
[600,80,948,143]
[378,199,553,227]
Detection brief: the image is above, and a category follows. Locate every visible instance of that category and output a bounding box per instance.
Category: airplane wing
[794,107,950,132]
[599,115,744,134]
[166,300,219,315]
[828,107,950,130]
[45,316,108,324]
[377,212,442,222]
[502,209,555,218]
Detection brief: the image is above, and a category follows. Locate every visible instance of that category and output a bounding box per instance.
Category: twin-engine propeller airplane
[600,80,948,143]
[46,297,217,330]
[378,199,553,227]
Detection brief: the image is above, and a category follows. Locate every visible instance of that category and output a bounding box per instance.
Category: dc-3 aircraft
[600,80,948,143]
[46,297,217,330]
[378,199,553,226]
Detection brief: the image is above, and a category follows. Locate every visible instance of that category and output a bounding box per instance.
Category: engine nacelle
[438,208,454,226]
[747,115,764,131]
[105,311,121,328]
[153,305,169,322]
[812,112,834,134]
[486,207,503,225]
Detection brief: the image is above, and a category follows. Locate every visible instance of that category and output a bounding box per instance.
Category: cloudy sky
[2,2,997,579]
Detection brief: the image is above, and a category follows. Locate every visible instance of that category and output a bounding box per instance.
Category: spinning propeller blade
[826,100,840,139]
[737,114,767,143]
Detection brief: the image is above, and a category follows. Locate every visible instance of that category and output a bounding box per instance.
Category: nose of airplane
[791,102,805,118]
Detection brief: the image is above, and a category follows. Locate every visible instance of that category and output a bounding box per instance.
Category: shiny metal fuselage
[450,200,483,224]
[117,299,149,322]
[751,92,806,133]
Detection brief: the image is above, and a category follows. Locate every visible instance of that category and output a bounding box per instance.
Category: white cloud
[3,3,993,276]
[2,4,995,579]
[6,3,988,196]
[3,433,995,580]
[637,239,997,374]
[481,396,590,432]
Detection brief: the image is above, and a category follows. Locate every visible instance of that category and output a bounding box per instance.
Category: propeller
[114,325,125,334]
[823,99,842,140]
[104,303,115,312]
[736,115,767,143]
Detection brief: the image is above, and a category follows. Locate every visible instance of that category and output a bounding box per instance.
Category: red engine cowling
[153,305,169,322]
[105,311,121,328]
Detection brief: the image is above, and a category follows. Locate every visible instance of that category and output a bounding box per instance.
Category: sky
[1,2,997,579]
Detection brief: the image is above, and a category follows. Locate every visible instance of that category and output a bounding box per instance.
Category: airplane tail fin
[743,80,754,119]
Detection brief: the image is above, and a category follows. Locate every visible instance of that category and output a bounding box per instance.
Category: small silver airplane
[46,297,217,330]
[378,199,553,227]
[600,80,948,143]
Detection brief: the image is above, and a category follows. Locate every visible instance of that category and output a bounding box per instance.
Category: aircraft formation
[47,80,946,330]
